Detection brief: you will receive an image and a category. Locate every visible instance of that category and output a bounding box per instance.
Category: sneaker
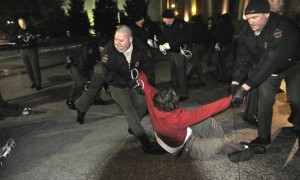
[228,148,256,163]
[250,136,271,145]
[21,108,32,116]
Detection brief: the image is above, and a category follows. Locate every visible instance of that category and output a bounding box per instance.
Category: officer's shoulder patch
[273,28,282,39]
[101,54,109,63]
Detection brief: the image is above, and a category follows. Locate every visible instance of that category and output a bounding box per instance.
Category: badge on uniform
[102,54,108,63]
[134,61,140,68]
[273,28,282,39]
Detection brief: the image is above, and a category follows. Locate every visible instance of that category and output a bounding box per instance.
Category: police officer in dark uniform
[65,38,111,110]
[231,0,300,145]
[213,13,234,83]
[158,9,189,101]
[16,18,42,90]
[130,15,156,86]
[186,14,209,87]
[75,25,161,154]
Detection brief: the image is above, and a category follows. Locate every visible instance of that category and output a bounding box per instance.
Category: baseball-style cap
[245,0,270,15]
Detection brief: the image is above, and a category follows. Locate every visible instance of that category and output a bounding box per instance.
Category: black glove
[231,86,247,105]
[128,79,139,89]
[229,84,239,96]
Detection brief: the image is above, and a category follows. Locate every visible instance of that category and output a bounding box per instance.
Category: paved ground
[0,47,299,179]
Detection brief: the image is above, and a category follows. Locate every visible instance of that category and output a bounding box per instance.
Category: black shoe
[30,84,36,89]
[243,117,258,127]
[240,142,266,154]
[66,100,76,110]
[250,136,271,145]
[228,148,256,163]
[93,98,110,105]
[141,140,167,155]
[35,86,42,90]
[179,96,188,102]
[76,111,85,124]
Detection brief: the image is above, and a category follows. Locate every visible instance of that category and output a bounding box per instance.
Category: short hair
[115,25,132,37]
[153,88,179,112]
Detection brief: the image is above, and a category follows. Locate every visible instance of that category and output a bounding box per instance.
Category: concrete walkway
[0,48,299,179]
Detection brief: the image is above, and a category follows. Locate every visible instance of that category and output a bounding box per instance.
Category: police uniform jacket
[16,26,38,49]
[131,23,152,44]
[100,38,154,88]
[232,12,299,88]
[71,41,100,79]
[160,18,188,53]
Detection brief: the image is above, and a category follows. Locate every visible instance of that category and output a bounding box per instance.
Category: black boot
[66,100,76,110]
[140,138,167,155]
[76,111,85,124]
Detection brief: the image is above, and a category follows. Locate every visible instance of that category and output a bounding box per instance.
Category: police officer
[231,0,300,145]
[76,25,160,154]
[186,14,209,87]
[16,18,42,90]
[130,15,156,85]
[65,38,111,110]
[158,9,189,101]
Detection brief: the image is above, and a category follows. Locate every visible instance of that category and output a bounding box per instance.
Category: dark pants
[109,85,148,141]
[216,44,231,82]
[20,48,41,87]
[170,53,188,97]
[187,44,206,83]
[75,63,104,114]
[256,62,300,138]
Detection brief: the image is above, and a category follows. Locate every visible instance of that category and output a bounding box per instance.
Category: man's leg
[254,76,282,144]
[68,66,86,103]
[190,117,225,139]
[30,48,42,88]
[20,50,35,86]
[243,88,259,126]
[173,53,188,98]
[285,62,300,137]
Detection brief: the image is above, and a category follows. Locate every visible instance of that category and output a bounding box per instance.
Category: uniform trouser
[257,62,300,138]
[187,44,206,83]
[243,88,258,121]
[109,86,148,141]
[184,117,245,160]
[170,53,188,97]
[68,66,86,102]
[216,44,231,82]
[75,63,104,114]
[20,48,41,87]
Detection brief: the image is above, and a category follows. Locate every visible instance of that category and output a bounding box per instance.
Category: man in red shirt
[137,72,265,162]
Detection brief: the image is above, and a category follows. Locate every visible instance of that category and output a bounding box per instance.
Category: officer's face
[268,0,284,13]
[246,13,270,32]
[114,32,133,53]
[162,18,174,25]
[18,19,27,29]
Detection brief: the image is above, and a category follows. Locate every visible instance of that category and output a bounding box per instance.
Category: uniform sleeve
[231,32,252,83]
[178,96,232,127]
